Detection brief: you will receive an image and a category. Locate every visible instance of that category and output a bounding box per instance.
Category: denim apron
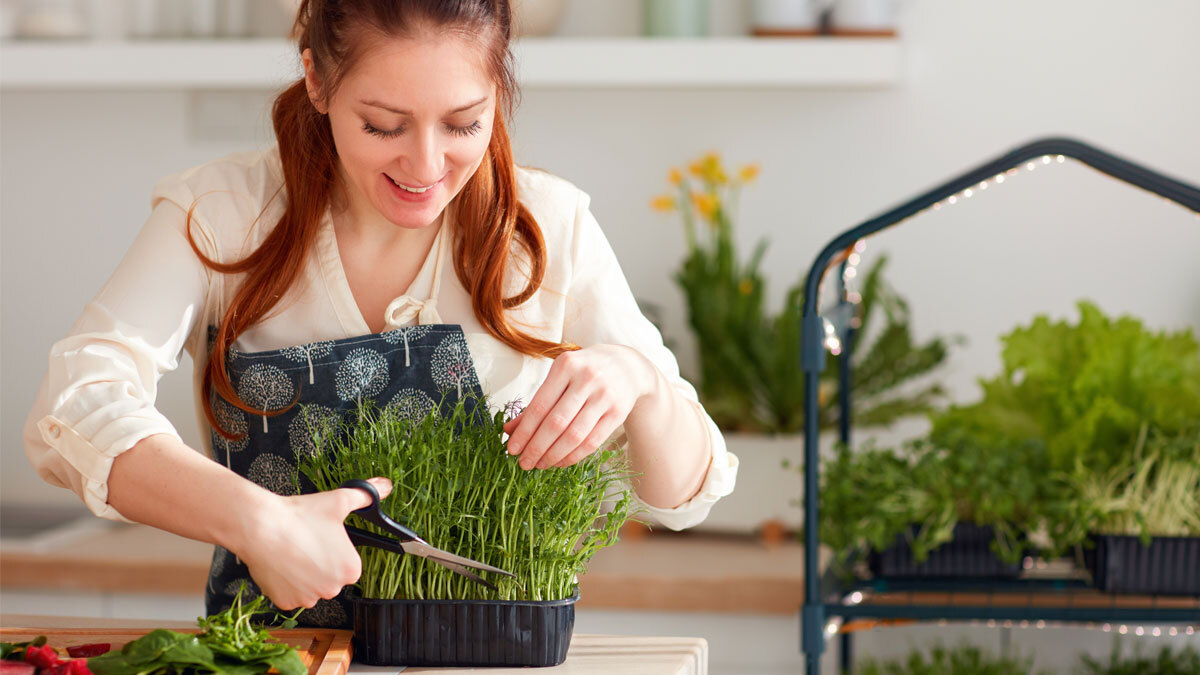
[203,224,485,628]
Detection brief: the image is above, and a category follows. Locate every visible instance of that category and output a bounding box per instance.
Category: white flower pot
[694,432,808,533]
[751,0,824,37]
[829,0,898,35]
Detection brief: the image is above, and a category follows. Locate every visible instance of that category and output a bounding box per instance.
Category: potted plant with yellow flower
[651,153,955,533]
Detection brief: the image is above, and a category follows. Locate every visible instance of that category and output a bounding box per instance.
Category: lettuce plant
[930,301,1200,473]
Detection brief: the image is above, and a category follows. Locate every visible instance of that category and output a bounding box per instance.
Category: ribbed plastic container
[869,522,1024,579]
[351,591,578,667]
[1086,534,1200,595]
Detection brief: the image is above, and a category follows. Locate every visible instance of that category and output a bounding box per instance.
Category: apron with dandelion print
[202,225,485,629]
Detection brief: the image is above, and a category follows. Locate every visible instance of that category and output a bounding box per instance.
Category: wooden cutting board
[0,627,353,675]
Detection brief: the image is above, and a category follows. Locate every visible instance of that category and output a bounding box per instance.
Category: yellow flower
[667,168,683,186]
[738,278,754,295]
[700,152,724,183]
[688,159,705,177]
[650,195,677,212]
[691,192,719,220]
[738,163,761,184]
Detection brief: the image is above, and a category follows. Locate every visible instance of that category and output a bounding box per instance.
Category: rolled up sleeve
[561,190,738,531]
[23,183,214,522]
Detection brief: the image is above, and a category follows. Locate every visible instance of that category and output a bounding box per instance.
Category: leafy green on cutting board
[88,584,305,675]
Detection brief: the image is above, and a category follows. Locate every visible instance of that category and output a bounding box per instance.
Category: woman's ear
[301,48,328,115]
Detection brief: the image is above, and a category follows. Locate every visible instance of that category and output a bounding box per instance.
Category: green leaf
[120,629,189,665]
[264,649,308,675]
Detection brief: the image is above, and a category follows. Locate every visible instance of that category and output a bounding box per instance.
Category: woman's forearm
[622,364,712,509]
[106,433,275,554]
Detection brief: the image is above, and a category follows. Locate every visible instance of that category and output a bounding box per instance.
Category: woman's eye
[362,120,483,139]
[363,122,403,138]
[450,120,484,137]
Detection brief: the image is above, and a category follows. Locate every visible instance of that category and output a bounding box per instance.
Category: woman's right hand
[234,476,393,610]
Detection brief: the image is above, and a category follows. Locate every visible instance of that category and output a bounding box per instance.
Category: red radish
[64,646,108,659]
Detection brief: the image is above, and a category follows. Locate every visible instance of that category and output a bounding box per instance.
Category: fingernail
[508,444,521,455]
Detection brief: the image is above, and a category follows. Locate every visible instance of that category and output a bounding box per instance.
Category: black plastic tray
[1086,534,1200,595]
[351,591,578,667]
[869,522,1024,579]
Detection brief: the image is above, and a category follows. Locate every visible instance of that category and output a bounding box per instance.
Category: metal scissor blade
[429,559,497,590]
[401,540,518,579]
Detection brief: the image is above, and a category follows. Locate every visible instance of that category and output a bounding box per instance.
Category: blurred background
[2,1,1198,673]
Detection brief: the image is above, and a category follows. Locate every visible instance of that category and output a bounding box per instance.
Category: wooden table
[1,615,707,675]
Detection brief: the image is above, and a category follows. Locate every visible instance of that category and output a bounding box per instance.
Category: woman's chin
[379,200,444,230]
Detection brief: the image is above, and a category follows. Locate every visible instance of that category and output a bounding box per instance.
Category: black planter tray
[869,522,1024,579]
[351,590,578,667]
[1085,533,1200,596]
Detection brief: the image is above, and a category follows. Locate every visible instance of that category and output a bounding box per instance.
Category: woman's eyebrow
[359,96,489,116]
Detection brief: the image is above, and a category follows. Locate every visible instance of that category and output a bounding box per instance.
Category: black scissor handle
[339,478,423,543]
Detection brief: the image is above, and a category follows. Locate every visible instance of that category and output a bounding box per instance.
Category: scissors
[339,478,517,590]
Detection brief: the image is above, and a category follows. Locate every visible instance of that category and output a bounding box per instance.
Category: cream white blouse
[22,145,738,531]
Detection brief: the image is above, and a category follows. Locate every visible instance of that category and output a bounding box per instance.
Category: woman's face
[304,33,496,231]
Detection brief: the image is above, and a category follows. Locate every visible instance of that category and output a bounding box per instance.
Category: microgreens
[296,395,641,601]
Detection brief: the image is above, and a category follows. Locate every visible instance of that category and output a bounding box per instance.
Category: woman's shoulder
[514,165,591,221]
[149,146,286,252]
[152,145,283,205]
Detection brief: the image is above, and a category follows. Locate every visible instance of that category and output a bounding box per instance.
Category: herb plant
[854,643,1043,675]
[1076,638,1200,675]
[652,153,953,434]
[297,395,638,602]
[818,435,1063,574]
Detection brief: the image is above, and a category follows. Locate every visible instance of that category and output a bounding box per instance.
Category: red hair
[187,0,577,440]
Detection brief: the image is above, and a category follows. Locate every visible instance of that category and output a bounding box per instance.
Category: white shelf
[0,37,901,90]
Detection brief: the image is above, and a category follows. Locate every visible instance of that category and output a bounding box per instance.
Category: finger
[507,361,571,456]
[520,383,589,470]
[536,397,605,469]
[368,476,393,499]
[271,596,300,611]
[338,477,392,512]
[555,412,620,468]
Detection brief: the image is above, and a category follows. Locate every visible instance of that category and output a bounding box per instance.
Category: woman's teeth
[389,176,432,193]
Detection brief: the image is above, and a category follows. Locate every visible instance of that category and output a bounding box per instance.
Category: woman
[22,0,737,626]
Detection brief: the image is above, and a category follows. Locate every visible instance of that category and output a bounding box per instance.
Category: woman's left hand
[503,344,655,470]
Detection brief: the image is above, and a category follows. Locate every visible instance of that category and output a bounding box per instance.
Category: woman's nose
[401,127,445,186]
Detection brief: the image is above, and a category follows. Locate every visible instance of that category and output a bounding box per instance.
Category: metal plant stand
[798,137,1200,674]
